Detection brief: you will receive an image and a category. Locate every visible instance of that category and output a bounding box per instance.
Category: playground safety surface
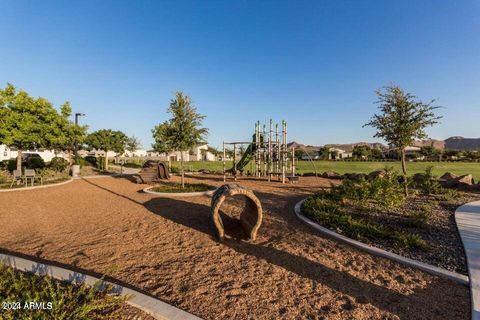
[0,175,470,319]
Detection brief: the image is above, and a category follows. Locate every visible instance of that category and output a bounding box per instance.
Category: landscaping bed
[302,168,479,275]
[0,263,156,320]
[150,182,216,193]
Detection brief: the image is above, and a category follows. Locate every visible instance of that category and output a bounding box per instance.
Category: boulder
[440,174,474,188]
[458,174,474,186]
[439,172,459,181]
[344,172,367,181]
[321,171,342,179]
[368,169,386,180]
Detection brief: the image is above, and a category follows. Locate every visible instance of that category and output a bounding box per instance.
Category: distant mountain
[410,137,480,151]
[411,139,446,150]
[324,142,387,153]
[445,136,480,150]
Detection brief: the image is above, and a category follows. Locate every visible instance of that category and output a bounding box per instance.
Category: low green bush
[0,263,127,320]
[25,157,45,170]
[418,166,442,195]
[407,204,433,228]
[330,167,405,210]
[75,156,87,167]
[303,195,428,250]
[3,159,17,172]
[50,157,69,172]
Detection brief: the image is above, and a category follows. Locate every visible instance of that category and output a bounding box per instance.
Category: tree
[317,147,330,160]
[152,92,208,187]
[352,145,372,160]
[126,136,142,154]
[371,148,383,160]
[55,102,88,164]
[420,146,441,160]
[0,84,76,171]
[85,129,128,170]
[364,85,441,195]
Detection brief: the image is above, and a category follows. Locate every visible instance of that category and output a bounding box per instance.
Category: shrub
[0,263,127,320]
[302,196,428,250]
[407,204,433,227]
[1,159,17,172]
[418,166,441,195]
[0,170,10,184]
[330,167,405,209]
[50,157,69,172]
[25,157,45,170]
[368,168,405,209]
[393,232,429,250]
[85,156,105,169]
[75,156,87,167]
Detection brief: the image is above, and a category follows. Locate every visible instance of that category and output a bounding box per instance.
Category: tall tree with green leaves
[352,145,372,160]
[152,92,208,187]
[0,84,76,171]
[364,85,441,195]
[126,136,142,154]
[55,102,88,164]
[85,129,128,170]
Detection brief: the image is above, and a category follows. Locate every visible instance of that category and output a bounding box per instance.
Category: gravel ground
[328,193,480,275]
[0,175,470,319]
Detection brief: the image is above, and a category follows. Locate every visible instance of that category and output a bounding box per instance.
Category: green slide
[232,143,254,172]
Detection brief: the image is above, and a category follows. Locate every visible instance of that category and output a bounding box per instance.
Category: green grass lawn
[170,160,480,180]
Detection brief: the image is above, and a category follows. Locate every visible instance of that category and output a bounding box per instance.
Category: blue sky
[1,1,479,149]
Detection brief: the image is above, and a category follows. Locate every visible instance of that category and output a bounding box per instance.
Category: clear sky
[1,1,479,149]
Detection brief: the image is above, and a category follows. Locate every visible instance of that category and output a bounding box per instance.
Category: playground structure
[223,120,295,184]
[211,184,263,241]
[136,160,170,184]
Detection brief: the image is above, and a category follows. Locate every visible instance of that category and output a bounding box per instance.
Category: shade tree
[152,92,208,187]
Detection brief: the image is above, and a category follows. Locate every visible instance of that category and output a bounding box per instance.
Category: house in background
[328,147,353,160]
[122,149,148,157]
[146,144,216,161]
[0,144,68,162]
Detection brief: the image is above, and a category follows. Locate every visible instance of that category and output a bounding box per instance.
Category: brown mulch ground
[0,175,470,319]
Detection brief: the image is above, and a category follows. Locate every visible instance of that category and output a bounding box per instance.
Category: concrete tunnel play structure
[137,160,170,183]
[211,184,263,241]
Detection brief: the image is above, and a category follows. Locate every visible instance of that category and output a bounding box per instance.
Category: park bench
[10,170,23,188]
[24,169,36,187]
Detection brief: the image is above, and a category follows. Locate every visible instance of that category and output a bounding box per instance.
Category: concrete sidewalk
[456,200,480,320]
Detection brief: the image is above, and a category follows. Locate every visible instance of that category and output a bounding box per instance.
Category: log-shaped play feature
[211,184,263,241]
[138,160,170,183]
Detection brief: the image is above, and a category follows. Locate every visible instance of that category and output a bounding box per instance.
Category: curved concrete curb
[0,178,73,193]
[143,186,217,198]
[455,200,480,320]
[76,173,135,179]
[294,199,469,286]
[0,252,202,320]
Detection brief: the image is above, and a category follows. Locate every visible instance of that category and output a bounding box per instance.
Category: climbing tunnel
[211,184,263,241]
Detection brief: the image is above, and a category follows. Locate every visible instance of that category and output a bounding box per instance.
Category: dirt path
[0,175,469,319]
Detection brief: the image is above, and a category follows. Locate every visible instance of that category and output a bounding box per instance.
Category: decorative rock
[211,184,262,241]
[344,173,367,181]
[440,172,459,181]
[458,174,474,186]
[322,171,342,179]
[440,174,474,188]
[368,170,386,180]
